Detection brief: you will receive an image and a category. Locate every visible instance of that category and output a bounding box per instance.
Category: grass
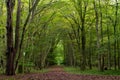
[30,68,49,73]
[64,67,120,75]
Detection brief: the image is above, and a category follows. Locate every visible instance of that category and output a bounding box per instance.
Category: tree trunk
[15,0,21,71]
[93,0,102,71]
[88,29,92,69]
[117,40,120,69]
[99,0,104,71]
[101,54,104,71]
[81,25,86,70]
[6,0,15,75]
[80,1,87,71]
[105,2,111,70]
[107,22,111,69]
[113,0,118,70]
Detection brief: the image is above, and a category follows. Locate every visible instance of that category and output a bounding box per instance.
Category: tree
[5,0,41,75]
[5,0,15,75]
[107,0,119,70]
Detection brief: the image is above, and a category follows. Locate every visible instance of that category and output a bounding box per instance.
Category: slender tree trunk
[93,0,102,71]
[63,41,68,66]
[81,24,86,70]
[99,0,104,71]
[113,27,117,70]
[99,0,103,45]
[5,0,15,75]
[68,42,74,66]
[107,22,111,69]
[105,2,111,70]
[80,1,87,71]
[113,0,118,70]
[88,30,92,69]
[118,54,120,69]
[117,40,120,69]
[101,54,104,71]
[15,0,40,70]
[15,0,21,71]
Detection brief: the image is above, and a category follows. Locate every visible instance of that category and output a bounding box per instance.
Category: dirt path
[0,66,120,80]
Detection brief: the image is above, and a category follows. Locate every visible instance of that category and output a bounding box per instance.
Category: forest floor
[0,66,120,80]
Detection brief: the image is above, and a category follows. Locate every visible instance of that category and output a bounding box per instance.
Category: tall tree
[14,0,21,70]
[108,0,119,70]
[15,0,41,71]
[5,0,41,75]
[80,0,88,70]
[105,1,112,70]
[67,0,88,70]
[93,0,102,71]
[5,0,15,75]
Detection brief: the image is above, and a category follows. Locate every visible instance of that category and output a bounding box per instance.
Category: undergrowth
[64,67,120,75]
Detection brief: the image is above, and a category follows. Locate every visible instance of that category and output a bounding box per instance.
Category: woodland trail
[0,66,120,80]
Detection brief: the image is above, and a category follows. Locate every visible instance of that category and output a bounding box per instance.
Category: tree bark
[117,40,120,69]
[93,0,102,71]
[107,21,111,69]
[5,0,15,75]
[105,2,111,70]
[15,0,21,71]
[88,29,92,69]
[99,0,104,72]
[79,0,87,71]
[113,0,118,70]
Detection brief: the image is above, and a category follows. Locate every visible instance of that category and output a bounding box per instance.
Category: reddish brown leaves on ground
[0,66,120,80]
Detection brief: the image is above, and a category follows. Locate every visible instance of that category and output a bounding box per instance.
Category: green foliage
[54,41,64,65]
[46,41,64,65]
[64,67,120,75]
